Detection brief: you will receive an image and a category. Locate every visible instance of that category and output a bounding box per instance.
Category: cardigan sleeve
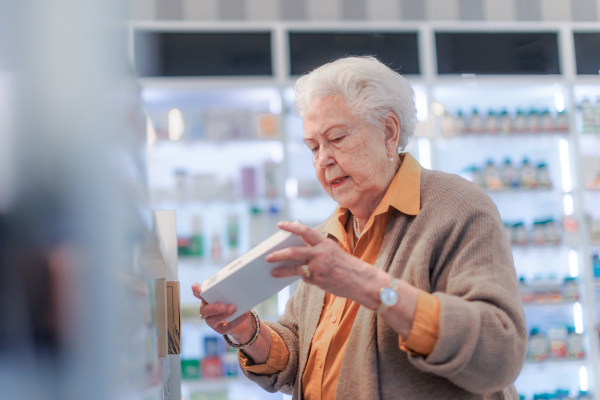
[238,282,305,395]
[399,290,440,356]
[405,180,527,394]
[239,325,289,375]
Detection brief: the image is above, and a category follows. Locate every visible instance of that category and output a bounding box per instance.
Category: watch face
[381,287,399,306]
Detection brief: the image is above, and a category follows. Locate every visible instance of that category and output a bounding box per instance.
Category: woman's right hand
[191,282,255,343]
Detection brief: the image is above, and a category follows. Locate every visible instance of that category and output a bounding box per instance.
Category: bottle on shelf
[470,108,484,133]
[515,109,527,133]
[211,231,222,261]
[455,110,467,135]
[486,110,498,134]
[541,110,555,132]
[536,163,552,190]
[227,214,240,259]
[502,158,519,189]
[513,222,529,246]
[188,214,204,258]
[499,110,512,134]
[533,275,548,303]
[250,206,262,248]
[519,158,538,190]
[264,161,281,199]
[544,220,561,245]
[504,223,513,243]
[442,111,455,136]
[528,327,549,362]
[532,221,546,246]
[242,166,257,199]
[468,165,483,187]
[556,111,569,132]
[483,160,503,191]
[519,277,534,303]
[562,277,580,302]
[528,109,541,133]
[566,326,585,360]
[547,326,568,359]
[581,98,595,133]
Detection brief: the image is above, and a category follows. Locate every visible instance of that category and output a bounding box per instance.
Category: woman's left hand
[267,221,387,307]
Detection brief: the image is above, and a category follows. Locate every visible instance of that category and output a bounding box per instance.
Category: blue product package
[204,336,221,358]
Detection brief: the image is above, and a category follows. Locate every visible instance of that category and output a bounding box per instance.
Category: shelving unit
[130,21,600,400]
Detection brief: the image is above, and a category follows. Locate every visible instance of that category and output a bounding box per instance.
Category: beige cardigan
[241,167,527,399]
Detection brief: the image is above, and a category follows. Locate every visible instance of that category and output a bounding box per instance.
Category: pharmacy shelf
[523,358,589,370]
[181,376,284,400]
[523,301,580,308]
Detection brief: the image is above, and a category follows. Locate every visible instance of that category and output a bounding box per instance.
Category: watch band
[376,277,399,314]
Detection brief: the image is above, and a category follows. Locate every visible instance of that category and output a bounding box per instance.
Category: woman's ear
[383,112,400,155]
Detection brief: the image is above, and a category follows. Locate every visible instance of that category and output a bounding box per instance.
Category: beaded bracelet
[223,310,260,350]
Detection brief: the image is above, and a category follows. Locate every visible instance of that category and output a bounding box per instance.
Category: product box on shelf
[204,336,225,358]
[201,356,222,379]
[181,359,201,380]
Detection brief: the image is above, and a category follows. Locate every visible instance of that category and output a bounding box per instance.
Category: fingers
[277,221,323,246]
[266,246,312,263]
[271,263,305,278]
[192,283,207,305]
[193,283,248,335]
[203,303,237,327]
[192,282,201,298]
[201,302,234,319]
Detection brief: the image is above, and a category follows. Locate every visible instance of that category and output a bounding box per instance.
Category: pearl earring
[389,157,394,162]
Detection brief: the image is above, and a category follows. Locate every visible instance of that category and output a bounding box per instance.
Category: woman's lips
[331,176,349,189]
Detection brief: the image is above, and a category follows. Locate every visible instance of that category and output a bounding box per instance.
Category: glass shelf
[441,131,570,138]
[523,358,588,370]
[523,301,580,308]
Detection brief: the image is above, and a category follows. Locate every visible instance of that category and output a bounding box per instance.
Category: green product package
[181,359,201,380]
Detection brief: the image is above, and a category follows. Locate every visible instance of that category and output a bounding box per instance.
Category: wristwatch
[376,277,399,314]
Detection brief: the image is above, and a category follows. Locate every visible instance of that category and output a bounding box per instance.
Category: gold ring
[302,265,311,278]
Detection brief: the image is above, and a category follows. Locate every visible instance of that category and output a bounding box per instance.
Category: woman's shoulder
[420,169,499,216]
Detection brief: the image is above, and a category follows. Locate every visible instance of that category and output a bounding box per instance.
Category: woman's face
[303,95,396,215]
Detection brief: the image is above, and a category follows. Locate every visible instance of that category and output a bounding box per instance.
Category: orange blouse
[240,154,440,399]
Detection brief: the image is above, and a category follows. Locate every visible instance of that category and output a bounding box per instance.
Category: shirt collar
[321,153,422,239]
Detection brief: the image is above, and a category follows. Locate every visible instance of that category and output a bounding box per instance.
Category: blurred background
[1,1,600,399]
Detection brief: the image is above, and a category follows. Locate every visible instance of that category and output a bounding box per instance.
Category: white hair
[294,56,417,150]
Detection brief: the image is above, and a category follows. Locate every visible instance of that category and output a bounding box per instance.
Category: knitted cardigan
[241,167,527,399]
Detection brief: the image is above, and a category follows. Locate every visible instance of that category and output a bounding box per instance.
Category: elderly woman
[192,56,526,399]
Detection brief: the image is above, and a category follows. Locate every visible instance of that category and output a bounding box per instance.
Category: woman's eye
[311,147,319,152]
[332,137,344,143]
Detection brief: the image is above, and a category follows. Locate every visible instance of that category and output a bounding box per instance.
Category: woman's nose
[317,147,335,168]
